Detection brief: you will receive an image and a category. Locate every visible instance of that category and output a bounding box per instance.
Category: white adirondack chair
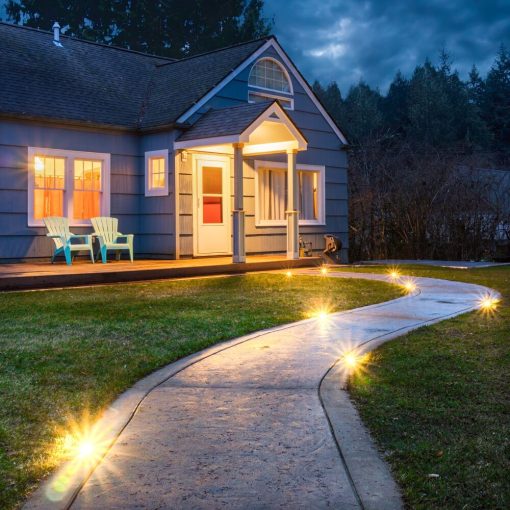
[43,216,94,265]
[91,217,134,263]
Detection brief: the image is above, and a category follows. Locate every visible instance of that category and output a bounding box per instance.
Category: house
[0,22,349,263]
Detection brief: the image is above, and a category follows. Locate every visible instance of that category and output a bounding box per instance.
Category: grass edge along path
[343,265,509,510]
[0,272,401,509]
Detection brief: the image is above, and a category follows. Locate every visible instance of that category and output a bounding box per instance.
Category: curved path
[28,271,496,510]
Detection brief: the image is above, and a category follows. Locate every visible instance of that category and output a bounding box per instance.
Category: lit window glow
[73,159,102,220]
[33,156,65,219]
[149,156,166,190]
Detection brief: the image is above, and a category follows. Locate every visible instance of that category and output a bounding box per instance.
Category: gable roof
[0,22,269,130]
[176,101,276,141]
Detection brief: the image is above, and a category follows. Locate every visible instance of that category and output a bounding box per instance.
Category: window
[255,161,325,226]
[73,159,102,220]
[249,58,292,93]
[28,147,110,227]
[248,58,294,110]
[33,156,65,219]
[145,149,169,196]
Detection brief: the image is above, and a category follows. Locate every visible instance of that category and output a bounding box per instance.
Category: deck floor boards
[0,256,322,291]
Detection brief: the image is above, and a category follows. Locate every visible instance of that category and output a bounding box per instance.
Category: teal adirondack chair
[91,217,134,263]
[43,216,94,265]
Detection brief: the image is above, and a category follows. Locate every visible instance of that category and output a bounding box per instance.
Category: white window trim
[248,56,294,95]
[27,147,110,227]
[145,149,169,197]
[248,90,294,110]
[254,160,326,227]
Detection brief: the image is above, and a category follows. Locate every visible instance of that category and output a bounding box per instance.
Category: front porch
[0,255,321,291]
[174,100,308,262]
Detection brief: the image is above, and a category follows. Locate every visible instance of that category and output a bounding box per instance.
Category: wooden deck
[0,256,322,291]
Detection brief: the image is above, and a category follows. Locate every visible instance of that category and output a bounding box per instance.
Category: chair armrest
[115,233,134,242]
[69,234,92,241]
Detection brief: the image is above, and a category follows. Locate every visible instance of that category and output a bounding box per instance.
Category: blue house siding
[0,119,142,260]
[187,46,349,260]
[138,131,177,258]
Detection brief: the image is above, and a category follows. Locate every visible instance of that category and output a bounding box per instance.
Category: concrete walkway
[30,270,496,510]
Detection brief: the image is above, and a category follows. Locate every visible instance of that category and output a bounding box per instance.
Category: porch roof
[174,101,308,156]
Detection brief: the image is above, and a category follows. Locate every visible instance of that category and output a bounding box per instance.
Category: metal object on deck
[323,235,343,264]
[299,236,313,257]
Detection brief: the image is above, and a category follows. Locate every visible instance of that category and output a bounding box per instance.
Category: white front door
[194,156,231,256]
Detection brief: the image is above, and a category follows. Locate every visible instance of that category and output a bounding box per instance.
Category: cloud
[264,0,510,94]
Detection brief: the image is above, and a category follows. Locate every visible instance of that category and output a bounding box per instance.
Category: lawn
[0,272,400,509]
[343,265,510,509]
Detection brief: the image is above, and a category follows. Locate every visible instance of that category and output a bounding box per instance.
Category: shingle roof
[0,22,269,130]
[176,101,274,141]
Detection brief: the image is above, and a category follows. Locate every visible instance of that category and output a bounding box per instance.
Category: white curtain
[299,171,316,220]
[260,169,286,220]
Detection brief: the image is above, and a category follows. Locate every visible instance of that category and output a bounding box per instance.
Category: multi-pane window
[149,157,166,190]
[256,163,324,225]
[249,58,291,93]
[73,159,102,220]
[298,171,319,221]
[28,148,110,226]
[145,150,168,197]
[33,156,65,219]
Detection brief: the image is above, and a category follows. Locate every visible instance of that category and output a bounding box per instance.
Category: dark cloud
[264,0,510,94]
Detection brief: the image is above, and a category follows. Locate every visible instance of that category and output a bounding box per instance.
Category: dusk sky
[265,0,510,94]
[1,1,508,94]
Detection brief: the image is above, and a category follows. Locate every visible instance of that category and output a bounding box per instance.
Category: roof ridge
[0,21,177,62]
[156,35,273,68]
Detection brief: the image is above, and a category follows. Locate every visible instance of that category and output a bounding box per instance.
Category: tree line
[5,0,273,58]
[313,48,510,261]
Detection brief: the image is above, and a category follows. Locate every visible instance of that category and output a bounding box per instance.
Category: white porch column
[232,143,246,263]
[286,149,299,259]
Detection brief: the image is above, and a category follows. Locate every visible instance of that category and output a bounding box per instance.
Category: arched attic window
[248,57,294,109]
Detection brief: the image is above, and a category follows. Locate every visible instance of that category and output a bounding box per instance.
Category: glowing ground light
[478,294,500,312]
[344,352,359,368]
[402,279,417,293]
[320,266,328,275]
[285,271,292,278]
[388,269,401,280]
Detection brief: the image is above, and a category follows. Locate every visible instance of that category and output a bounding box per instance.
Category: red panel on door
[203,196,223,223]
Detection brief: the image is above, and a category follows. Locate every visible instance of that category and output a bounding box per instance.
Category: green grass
[344,265,510,509]
[0,273,400,509]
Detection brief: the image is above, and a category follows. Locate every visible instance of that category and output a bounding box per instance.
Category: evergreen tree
[5,0,273,57]
[382,71,410,137]
[342,80,383,143]
[483,45,510,151]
